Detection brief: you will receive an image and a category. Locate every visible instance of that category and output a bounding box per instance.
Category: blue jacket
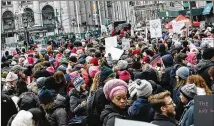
[128,96,154,122]
[179,100,194,126]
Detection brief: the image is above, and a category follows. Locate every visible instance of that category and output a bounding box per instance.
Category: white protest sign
[101,25,108,33]
[115,118,157,126]
[122,39,130,50]
[149,19,162,38]
[202,38,214,47]
[105,36,117,48]
[172,22,185,33]
[200,21,205,29]
[105,47,124,60]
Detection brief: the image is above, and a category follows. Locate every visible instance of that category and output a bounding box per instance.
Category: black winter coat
[100,103,129,126]
[47,94,68,126]
[1,93,18,126]
[151,114,178,126]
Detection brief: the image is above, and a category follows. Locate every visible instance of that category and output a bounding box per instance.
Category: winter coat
[94,87,110,116]
[2,93,18,126]
[148,80,165,95]
[179,100,194,126]
[196,60,214,89]
[160,66,174,94]
[47,94,68,126]
[2,83,17,96]
[134,68,159,84]
[128,96,154,122]
[68,88,87,116]
[100,103,129,126]
[151,114,177,126]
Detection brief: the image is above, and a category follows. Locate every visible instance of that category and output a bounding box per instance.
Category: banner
[200,21,205,29]
[172,22,185,33]
[149,19,162,38]
[105,47,124,60]
[105,36,117,48]
[115,118,157,126]
[122,39,130,50]
[202,38,214,47]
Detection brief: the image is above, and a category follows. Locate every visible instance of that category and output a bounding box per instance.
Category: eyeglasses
[165,100,175,106]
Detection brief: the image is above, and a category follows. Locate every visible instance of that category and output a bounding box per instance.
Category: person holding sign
[179,84,197,126]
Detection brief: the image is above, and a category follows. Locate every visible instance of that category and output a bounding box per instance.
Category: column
[54,1,61,34]
[33,1,42,26]
[85,1,92,29]
[68,1,76,32]
[13,1,19,29]
[61,1,72,33]
[112,2,116,21]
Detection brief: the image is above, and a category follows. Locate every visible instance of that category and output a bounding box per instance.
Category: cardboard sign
[149,19,162,38]
[194,95,214,126]
[105,36,117,48]
[202,38,214,47]
[172,22,185,33]
[115,118,157,126]
[122,39,130,50]
[105,47,124,60]
[200,21,205,29]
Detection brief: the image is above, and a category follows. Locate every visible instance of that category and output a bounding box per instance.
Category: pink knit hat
[88,66,100,78]
[27,57,34,65]
[103,79,128,100]
[118,70,130,81]
[46,66,55,73]
[186,52,197,65]
[69,71,80,80]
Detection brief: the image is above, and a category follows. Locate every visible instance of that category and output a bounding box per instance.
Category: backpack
[86,88,102,126]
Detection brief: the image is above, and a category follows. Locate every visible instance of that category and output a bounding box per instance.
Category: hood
[54,94,67,109]
[196,87,206,95]
[100,103,128,123]
[196,60,213,72]
[185,100,194,108]
[162,54,173,67]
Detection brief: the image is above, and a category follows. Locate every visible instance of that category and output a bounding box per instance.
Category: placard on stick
[194,95,214,126]
[149,19,162,38]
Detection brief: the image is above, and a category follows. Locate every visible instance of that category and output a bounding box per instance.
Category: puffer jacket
[100,103,129,126]
[179,100,194,126]
[47,94,68,126]
[196,60,214,89]
[128,96,154,122]
[68,88,87,116]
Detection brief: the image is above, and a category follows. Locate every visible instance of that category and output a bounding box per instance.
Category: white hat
[6,72,18,82]
[11,110,34,126]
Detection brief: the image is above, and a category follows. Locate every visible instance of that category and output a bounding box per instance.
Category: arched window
[42,5,55,32]
[22,8,35,26]
[2,11,15,30]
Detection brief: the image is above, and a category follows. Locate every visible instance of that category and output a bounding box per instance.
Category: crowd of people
[1,25,214,126]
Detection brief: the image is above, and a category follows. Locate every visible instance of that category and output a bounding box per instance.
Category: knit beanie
[36,77,46,89]
[69,72,85,92]
[11,110,34,126]
[90,57,99,66]
[117,60,128,70]
[135,79,153,97]
[38,87,55,105]
[118,70,130,81]
[86,56,93,64]
[180,84,197,100]
[186,52,197,65]
[88,66,100,78]
[46,66,55,74]
[57,65,67,74]
[141,56,150,64]
[6,72,18,82]
[11,65,26,74]
[100,66,115,82]
[103,79,128,100]
[176,66,190,80]
[128,82,137,98]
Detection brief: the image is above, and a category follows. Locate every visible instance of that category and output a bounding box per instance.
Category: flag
[150,55,163,68]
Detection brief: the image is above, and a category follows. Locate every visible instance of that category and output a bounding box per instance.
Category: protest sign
[150,55,164,68]
[149,19,162,38]
[194,95,214,126]
[101,25,108,33]
[115,118,157,126]
[122,39,130,50]
[105,36,117,48]
[202,38,214,47]
[105,47,124,60]
[172,22,185,33]
[200,21,205,29]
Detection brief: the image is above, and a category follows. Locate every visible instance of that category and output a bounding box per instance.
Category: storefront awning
[202,3,213,15]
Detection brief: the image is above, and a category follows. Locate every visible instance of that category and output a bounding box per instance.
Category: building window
[107,1,112,7]
[170,2,174,7]
[2,1,6,6]
[190,1,196,7]
[7,1,11,5]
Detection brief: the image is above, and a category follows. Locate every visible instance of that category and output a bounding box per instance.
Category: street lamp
[23,14,29,51]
